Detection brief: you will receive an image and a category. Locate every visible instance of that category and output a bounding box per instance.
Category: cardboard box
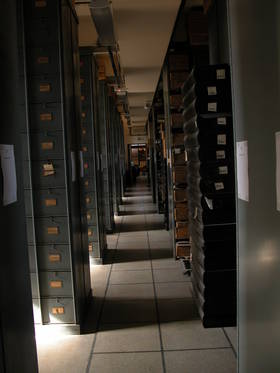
[171,113,184,129]
[173,133,185,147]
[188,10,208,46]
[176,242,191,257]
[170,72,189,90]
[170,95,183,108]
[173,166,187,184]
[174,188,188,202]
[175,222,190,240]
[174,205,188,221]
[169,54,190,71]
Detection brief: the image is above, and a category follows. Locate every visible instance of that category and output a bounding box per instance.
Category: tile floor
[36,180,237,373]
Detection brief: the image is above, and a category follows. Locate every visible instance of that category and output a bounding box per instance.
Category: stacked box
[79,49,107,263]
[20,0,90,331]
[182,64,236,328]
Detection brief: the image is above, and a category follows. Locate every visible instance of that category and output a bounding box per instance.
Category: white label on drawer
[207,86,217,96]
[215,182,224,190]
[216,69,226,80]
[174,148,181,154]
[217,134,227,145]
[205,197,213,210]
[216,150,226,160]
[219,166,228,175]
[185,151,188,162]
[208,102,217,112]
[217,117,227,125]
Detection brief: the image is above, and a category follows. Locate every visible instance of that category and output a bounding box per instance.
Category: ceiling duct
[90,0,116,47]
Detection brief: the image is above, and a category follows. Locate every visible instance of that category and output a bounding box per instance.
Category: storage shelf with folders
[182,64,236,328]
[19,0,91,333]
[168,52,191,259]
[80,48,107,264]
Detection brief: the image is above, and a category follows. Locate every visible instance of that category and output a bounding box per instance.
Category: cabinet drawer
[84,209,97,226]
[81,193,96,211]
[27,47,60,75]
[26,188,67,217]
[25,19,59,47]
[41,298,75,324]
[31,160,66,188]
[25,0,59,19]
[28,103,63,131]
[30,132,64,160]
[80,177,95,192]
[35,216,70,244]
[39,271,73,297]
[87,225,98,243]
[28,77,60,104]
[37,245,72,271]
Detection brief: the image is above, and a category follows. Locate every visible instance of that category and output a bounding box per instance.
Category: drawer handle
[84,180,89,187]
[87,213,92,221]
[81,112,86,119]
[88,229,93,237]
[45,198,57,207]
[40,113,52,121]
[35,0,47,7]
[49,254,61,262]
[41,142,54,150]
[81,95,85,101]
[86,197,91,204]
[50,280,62,288]
[37,56,49,64]
[40,83,51,93]
[47,227,59,235]
[52,307,65,315]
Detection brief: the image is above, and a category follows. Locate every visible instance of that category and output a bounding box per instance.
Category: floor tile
[155,282,192,299]
[106,283,154,300]
[89,352,163,373]
[161,320,230,350]
[164,349,236,373]
[110,270,153,285]
[152,257,182,269]
[158,298,199,322]
[153,268,190,283]
[94,323,161,353]
[37,334,94,373]
[113,259,151,271]
[101,299,157,323]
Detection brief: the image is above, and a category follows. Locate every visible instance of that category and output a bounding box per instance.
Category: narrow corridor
[36,179,237,373]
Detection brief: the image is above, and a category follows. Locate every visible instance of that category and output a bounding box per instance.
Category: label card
[43,163,55,176]
[208,102,217,112]
[35,0,47,7]
[88,229,93,236]
[0,145,17,206]
[88,243,93,252]
[40,113,52,121]
[52,307,64,315]
[215,182,224,191]
[41,142,54,150]
[207,86,217,96]
[216,69,226,80]
[216,150,226,160]
[236,141,249,201]
[45,198,57,207]
[217,117,227,125]
[219,166,228,175]
[174,148,181,154]
[217,134,227,145]
[49,254,61,262]
[47,226,59,235]
[50,281,62,288]
[40,83,51,92]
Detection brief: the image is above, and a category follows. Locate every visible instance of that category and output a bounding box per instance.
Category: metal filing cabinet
[19,0,91,332]
[79,49,107,263]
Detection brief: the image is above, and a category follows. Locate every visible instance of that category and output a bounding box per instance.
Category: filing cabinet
[20,0,91,331]
[182,64,236,327]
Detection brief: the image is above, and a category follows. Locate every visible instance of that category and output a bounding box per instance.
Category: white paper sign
[71,151,76,182]
[216,69,226,80]
[79,151,84,178]
[237,141,249,202]
[207,86,217,96]
[0,144,17,206]
[217,117,227,125]
[208,102,217,112]
[275,132,280,211]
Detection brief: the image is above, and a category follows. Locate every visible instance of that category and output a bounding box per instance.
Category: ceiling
[75,0,181,132]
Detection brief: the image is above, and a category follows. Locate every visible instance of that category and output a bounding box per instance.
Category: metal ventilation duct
[90,0,116,46]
